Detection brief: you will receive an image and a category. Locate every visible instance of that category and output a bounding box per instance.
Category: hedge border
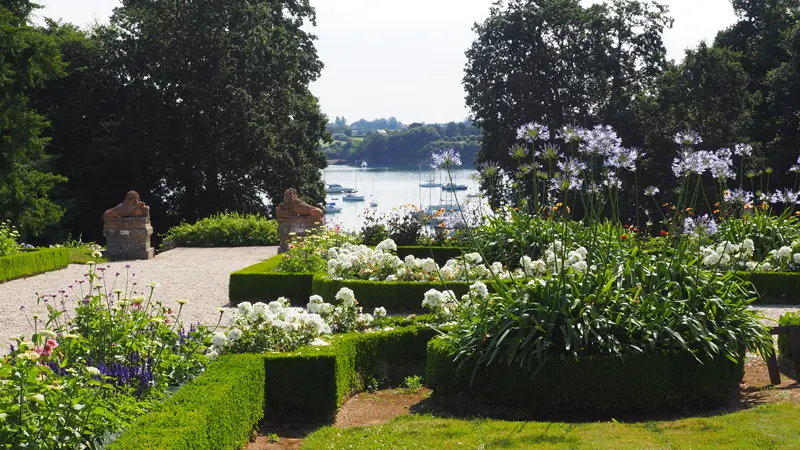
[778,312,800,360]
[0,248,69,283]
[427,337,744,414]
[108,353,265,450]
[264,325,435,423]
[311,277,471,312]
[736,271,800,305]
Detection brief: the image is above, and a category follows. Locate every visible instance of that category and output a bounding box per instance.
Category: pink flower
[45,339,58,349]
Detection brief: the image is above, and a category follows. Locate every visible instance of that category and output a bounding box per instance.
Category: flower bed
[107,354,265,450]
[264,325,435,422]
[426,337,744,413]
[311,276,471,312]
[0,248,69,283]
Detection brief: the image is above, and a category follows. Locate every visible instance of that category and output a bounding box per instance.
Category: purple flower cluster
[790,155,800,174]
[87,352,155,396]
[516,122,550,142]
[674,131,703,147]
[683,214,718,235]
[672,148,736,180]
[430,148,462,168]
[579,125,623,157]
[770,189,800,205]
[723,188,754,205]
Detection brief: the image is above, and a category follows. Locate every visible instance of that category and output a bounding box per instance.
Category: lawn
[302,403,800,449]
[68,246,109,264]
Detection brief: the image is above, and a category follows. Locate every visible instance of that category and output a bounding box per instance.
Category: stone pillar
[103,216,154,260]
[275,188,325,253]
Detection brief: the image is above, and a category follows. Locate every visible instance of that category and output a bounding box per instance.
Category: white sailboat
[343,168,366,202]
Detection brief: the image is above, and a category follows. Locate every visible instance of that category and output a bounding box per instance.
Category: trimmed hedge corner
[778,312,800,360]
[0,248,69,283]
[312,276,471,312]
[427,337,744,414]
[108,354,265,450]
[229,255,314,305]
[264,325,435,423]
[737,271,800,305]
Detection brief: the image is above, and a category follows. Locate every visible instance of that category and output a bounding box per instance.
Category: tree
[0,1,67,237]
[35,0,328,240]
[464,0,672,165]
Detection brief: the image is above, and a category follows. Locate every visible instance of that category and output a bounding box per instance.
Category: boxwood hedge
[108,354,265,450]
[229,255,314,304]
[311,276,471,312]
[0,248,69,283]
[427,337,744,414]
[778,312,800,360]
[395,246,463,266]
[737,271,800,305]
[264,325,435,423]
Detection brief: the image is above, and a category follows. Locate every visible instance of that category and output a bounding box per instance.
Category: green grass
[302,403,800,449]
[68,246,109,264]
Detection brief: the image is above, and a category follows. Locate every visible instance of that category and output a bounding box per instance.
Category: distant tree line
[466,0,800,197]
[1,0,327,243]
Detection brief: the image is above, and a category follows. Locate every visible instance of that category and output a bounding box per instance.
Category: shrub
[264,325,435,422]
[0,220,20,256]
[739,271,800,304]
[107,354,265,450]
[311,276,471,312]
[396,246,464,266]
[161,212,278,248]
[0,248,69,283]
[427,337,744,413]
[778,312,800,360]
[229,255,314,305]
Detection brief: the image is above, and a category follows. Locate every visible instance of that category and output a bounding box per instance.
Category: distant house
[376,129,388,136]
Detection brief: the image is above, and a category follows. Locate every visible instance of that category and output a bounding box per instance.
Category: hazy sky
[37,0,739,124]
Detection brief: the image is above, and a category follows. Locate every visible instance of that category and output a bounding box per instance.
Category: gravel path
[0,247,276,346]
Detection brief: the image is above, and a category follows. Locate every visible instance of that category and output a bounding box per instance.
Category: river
[322,165,479,230]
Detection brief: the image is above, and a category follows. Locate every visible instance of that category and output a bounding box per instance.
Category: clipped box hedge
[264,325,435,423]
[396,246,463,266]
[737,271,800,305]
[778,312,800,360]
[427,337,744,414]
[312,276,471,312]
[229,255,314,304]
[108,354,265,450]
[0,248,69,283]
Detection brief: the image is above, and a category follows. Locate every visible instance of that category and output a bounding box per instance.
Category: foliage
[0,221,20,256]
[778,312,800,360]
[301,403,800,449]
[107,354,265,450]
[264,325,435,422]
[403,375,423,393]
[465,0,672,169]
[229,255,316,304]
[312,276,471,313]
[161,212,278,248]
[741,271,800,304]
[0,1,67,237]
[427,337,744,413]
[32,0,328,242]
[0,248,69,283]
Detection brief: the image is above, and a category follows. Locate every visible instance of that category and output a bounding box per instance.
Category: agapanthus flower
[579,125,622,157]
[430,148,462,168]
[684,214,718,235]
[770,189,800,204]
[556,125,583,143]
[674,131,703,147]
[789,164,800,174]
[672,150,709,177]
[549,173,582,192]
[709,150,736,180]
[605,147,644,172]
[644,186,660,196]
[516,122,550,142]
[602,171,622,189]
[540,143,561,161]
[723,188,754,205]
[479,161,500,178]
[509,144,528,160]
[556,157,586,175]
[733,143,753,157]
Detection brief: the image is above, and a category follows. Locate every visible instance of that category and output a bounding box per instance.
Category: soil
[245,358,799,449]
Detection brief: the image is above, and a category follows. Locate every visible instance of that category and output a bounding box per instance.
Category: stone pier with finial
[102,191,155,260]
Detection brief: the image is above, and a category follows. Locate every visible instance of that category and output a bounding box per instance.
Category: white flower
[421,259,438,273]
[335,287,356,307]
[85,367,101,376]
[311,338,330,347]
[375,239,398,253]
[206,350,219,360]
[571,261,588,273]
[465,253,482,265]
[307,295,324,314]
[385,274,397,282]
[794,253,800,264]
[357,313,374,326]
[422,289,443,309]
[26,393,45,403]
[470,281,489,299]
[268,301,284,314]
[227,328,242,341]
[237,302,253,315]
[777,246,792,260]
[211,332,227,348]
[374,307,387,317]
[39,330,57,339]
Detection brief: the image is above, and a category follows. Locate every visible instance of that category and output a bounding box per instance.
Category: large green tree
[35,0,328,240]
[464,0,672,165]
[0,0,66,237]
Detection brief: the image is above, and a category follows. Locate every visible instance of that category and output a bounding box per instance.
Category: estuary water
[322,165,479,230]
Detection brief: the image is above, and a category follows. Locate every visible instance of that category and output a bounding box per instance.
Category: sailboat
[343,168,366,202]
[324,202,343,213]
[420,170,443,188]
[369,176,378,207]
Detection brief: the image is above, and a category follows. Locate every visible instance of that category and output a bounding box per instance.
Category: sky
[37,0,739,124]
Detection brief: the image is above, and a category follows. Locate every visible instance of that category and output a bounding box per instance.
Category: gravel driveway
[0,247,276,347]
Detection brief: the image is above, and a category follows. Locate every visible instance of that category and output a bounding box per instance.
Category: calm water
[322,165,479,230]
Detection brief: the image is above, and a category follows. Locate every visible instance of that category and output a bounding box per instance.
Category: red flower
[660,230,668,236]
[621,234,628,240]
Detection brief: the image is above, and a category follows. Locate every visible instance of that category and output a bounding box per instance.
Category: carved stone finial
[275,188,324,253]
[276,188,324,220]
[103,190,150,220]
